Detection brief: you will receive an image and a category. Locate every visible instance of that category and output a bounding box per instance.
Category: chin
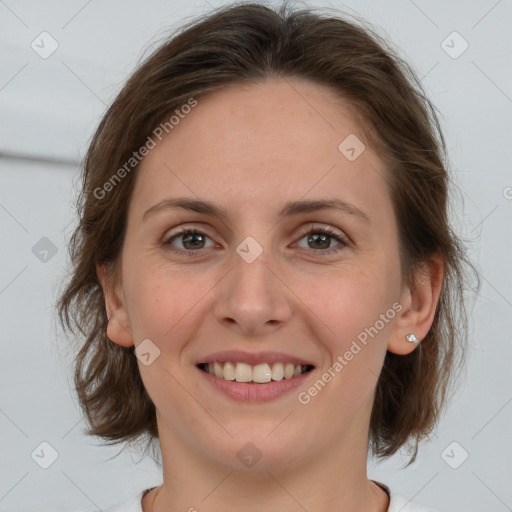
[208,427,311,474]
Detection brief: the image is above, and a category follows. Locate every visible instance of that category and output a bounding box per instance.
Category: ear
[96,263,134,347]
[387,255,444,355]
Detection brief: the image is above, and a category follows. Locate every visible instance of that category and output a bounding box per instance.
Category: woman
[59,3,475,511]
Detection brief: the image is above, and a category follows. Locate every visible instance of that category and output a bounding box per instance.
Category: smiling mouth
[197,361,314,384]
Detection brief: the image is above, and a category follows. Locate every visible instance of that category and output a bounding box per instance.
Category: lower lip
[197,367,314,403]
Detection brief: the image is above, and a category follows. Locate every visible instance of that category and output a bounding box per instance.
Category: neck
[145,473,388,512]
[143,413,389,512]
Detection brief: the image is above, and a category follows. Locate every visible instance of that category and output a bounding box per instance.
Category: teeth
[253,363,272,383]
[284,363,295,379]
[271,362,284,381]
[223,361,236,380]
[202,361,310,383]
[235,362,252,382]
[214,361,223,378]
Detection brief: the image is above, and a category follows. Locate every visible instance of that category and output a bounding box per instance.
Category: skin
[98,76,443,512]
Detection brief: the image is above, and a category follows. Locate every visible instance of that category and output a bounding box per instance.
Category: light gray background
[1,0,511,511]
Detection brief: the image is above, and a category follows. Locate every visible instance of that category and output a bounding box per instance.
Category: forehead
[131,77,391,225]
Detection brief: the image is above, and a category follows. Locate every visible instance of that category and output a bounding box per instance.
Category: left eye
[295,226,347,254]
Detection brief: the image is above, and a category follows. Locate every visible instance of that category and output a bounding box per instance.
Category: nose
[212,245,293,335]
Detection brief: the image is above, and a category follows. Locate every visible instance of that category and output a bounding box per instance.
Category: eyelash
[162,225,348,257]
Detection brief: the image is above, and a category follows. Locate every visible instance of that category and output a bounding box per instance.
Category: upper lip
[197,350,315,367]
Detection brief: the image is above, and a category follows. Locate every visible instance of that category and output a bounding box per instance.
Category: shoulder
[389,493,440,512]
[102,490,146,512]
[374,481,440,512]
[71,489,146,512]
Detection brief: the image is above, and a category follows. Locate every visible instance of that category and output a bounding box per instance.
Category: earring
[405,333,419,343]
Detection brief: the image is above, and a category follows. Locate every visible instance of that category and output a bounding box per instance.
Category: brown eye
[163,229,215,252]
[295,225,348,254]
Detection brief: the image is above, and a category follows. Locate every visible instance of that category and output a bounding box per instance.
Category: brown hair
[57,1,479,465]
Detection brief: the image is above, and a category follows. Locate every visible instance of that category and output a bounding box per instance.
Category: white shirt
[93,481,439,512]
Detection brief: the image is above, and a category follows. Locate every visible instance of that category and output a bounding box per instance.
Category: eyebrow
[142,197,371,224]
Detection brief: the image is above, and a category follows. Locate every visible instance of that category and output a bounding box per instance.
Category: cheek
[122,262,209,409]
[123,258,212,343]
[294,266,398,424]
[296,261,400,349]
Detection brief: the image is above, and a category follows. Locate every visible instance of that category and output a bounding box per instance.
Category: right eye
[162,228,217,254]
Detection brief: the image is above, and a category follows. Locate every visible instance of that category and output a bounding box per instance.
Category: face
[103,77,416,473]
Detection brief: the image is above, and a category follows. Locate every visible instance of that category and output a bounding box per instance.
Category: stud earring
[405,333,419,343]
